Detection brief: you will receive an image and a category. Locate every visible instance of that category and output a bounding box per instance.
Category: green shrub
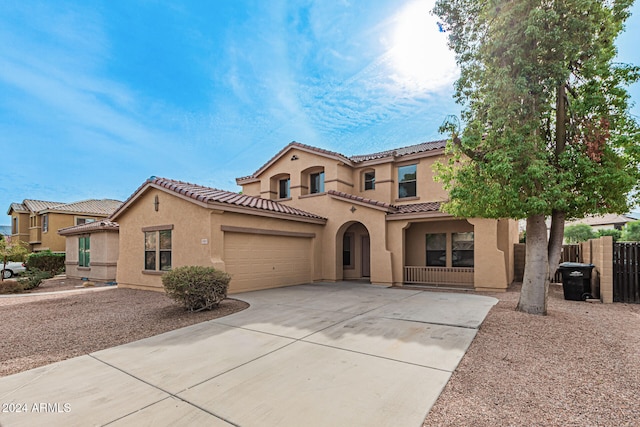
[621,220,640,241]
[17,268,53,290]
[25,251,65,275]
[564,224,596,244]
[162,266,231,312]
[596,228,622,242]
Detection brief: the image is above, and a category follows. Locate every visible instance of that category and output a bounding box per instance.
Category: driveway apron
[0,282,497,427]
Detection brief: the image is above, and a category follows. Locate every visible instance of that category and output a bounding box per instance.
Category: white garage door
[224,232,313,293]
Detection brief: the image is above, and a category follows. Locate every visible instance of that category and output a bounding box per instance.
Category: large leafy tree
[434,0,640,314]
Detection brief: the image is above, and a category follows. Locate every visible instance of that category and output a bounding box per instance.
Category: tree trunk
[517,214,549,315]
[547,210,566,282]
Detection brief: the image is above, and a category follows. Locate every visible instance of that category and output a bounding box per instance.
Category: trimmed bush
[17,268,53,290]
[25,251,65,276]
[162,266,231,312]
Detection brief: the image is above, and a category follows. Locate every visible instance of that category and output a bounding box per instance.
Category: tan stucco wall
[10,212,30,246]
[116,187,324,293]
[38,213,75,252]
[468,218,510,291]
[116,189,215,292]
[244,147,450,207]
[65,231,119,281]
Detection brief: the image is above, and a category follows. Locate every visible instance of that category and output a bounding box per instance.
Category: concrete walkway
[0,282,497,427]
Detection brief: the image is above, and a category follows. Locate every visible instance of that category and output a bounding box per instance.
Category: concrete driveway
[0,282,497,427]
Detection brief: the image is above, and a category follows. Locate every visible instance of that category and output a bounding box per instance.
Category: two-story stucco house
[7,199,122,253]
[111,140,518,294]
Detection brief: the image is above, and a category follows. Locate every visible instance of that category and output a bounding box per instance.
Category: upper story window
[12,217,17,234]
[42,214,49,233]
[76,218,96,226]
[398,164,417,198]
[364,171,375,190]
[310,171,325,194]
[279,178,290,199]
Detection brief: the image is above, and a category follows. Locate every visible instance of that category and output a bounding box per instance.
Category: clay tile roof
[327,190,396,211]
[47,199,123,215]
[58,220,119,236]
[237,141,352,182]
[391,202,442,214]
[151,177,326,220]
[349,140,447,163]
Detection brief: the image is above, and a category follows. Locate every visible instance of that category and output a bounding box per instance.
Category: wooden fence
[513,244,581,283]
[613,243,640,303]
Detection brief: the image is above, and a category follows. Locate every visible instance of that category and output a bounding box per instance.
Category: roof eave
[206,200,327,224]
[386,211,452,221]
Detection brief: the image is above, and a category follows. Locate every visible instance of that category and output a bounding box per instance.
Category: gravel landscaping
[1,280,638,426]
[0,282,248,377]
[425,284,640,427]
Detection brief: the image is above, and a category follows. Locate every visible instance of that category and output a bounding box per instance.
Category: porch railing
[404,266,474,286]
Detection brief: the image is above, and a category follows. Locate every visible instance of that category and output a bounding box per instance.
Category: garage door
[224,232,313,293]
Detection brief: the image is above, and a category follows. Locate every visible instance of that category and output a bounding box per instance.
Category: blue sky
[1,0,639,222]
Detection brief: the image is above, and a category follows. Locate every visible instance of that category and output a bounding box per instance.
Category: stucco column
[468,218,508,291]
[386,220,409,286]
[209,210,226,271]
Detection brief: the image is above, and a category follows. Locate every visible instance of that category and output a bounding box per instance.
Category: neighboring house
[7,199,122,253]
[58,220,119,282]
[112,141,518,294]
[565,213,637,231]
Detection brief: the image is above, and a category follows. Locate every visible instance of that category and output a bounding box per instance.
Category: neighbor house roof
[58,220,120,236]
[566,213,636,228]
[111,177,327,223]
[7,199,63,215]
[236,139,448,184]
[8,198,121,216]
[43,199,123,216]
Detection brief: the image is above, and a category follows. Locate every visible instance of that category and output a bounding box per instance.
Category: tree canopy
[622,220,640,241]
[563,224,596,243]
[434,0,640,314]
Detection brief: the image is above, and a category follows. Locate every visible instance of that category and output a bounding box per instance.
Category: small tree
[564,224,596,243]
[621,220,640,241]
[0,240,29,282]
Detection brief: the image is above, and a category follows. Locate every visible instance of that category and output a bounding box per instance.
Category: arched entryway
[337,221,371,281]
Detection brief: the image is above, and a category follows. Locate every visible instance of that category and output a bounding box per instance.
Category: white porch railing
[404,266,474,286]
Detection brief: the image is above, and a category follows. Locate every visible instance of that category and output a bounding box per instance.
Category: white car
[1,261,26,279]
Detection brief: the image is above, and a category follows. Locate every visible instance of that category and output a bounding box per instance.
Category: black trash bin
[557,262,594,301]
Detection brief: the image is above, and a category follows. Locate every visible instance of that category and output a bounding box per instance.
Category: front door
[361,236,371,277]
